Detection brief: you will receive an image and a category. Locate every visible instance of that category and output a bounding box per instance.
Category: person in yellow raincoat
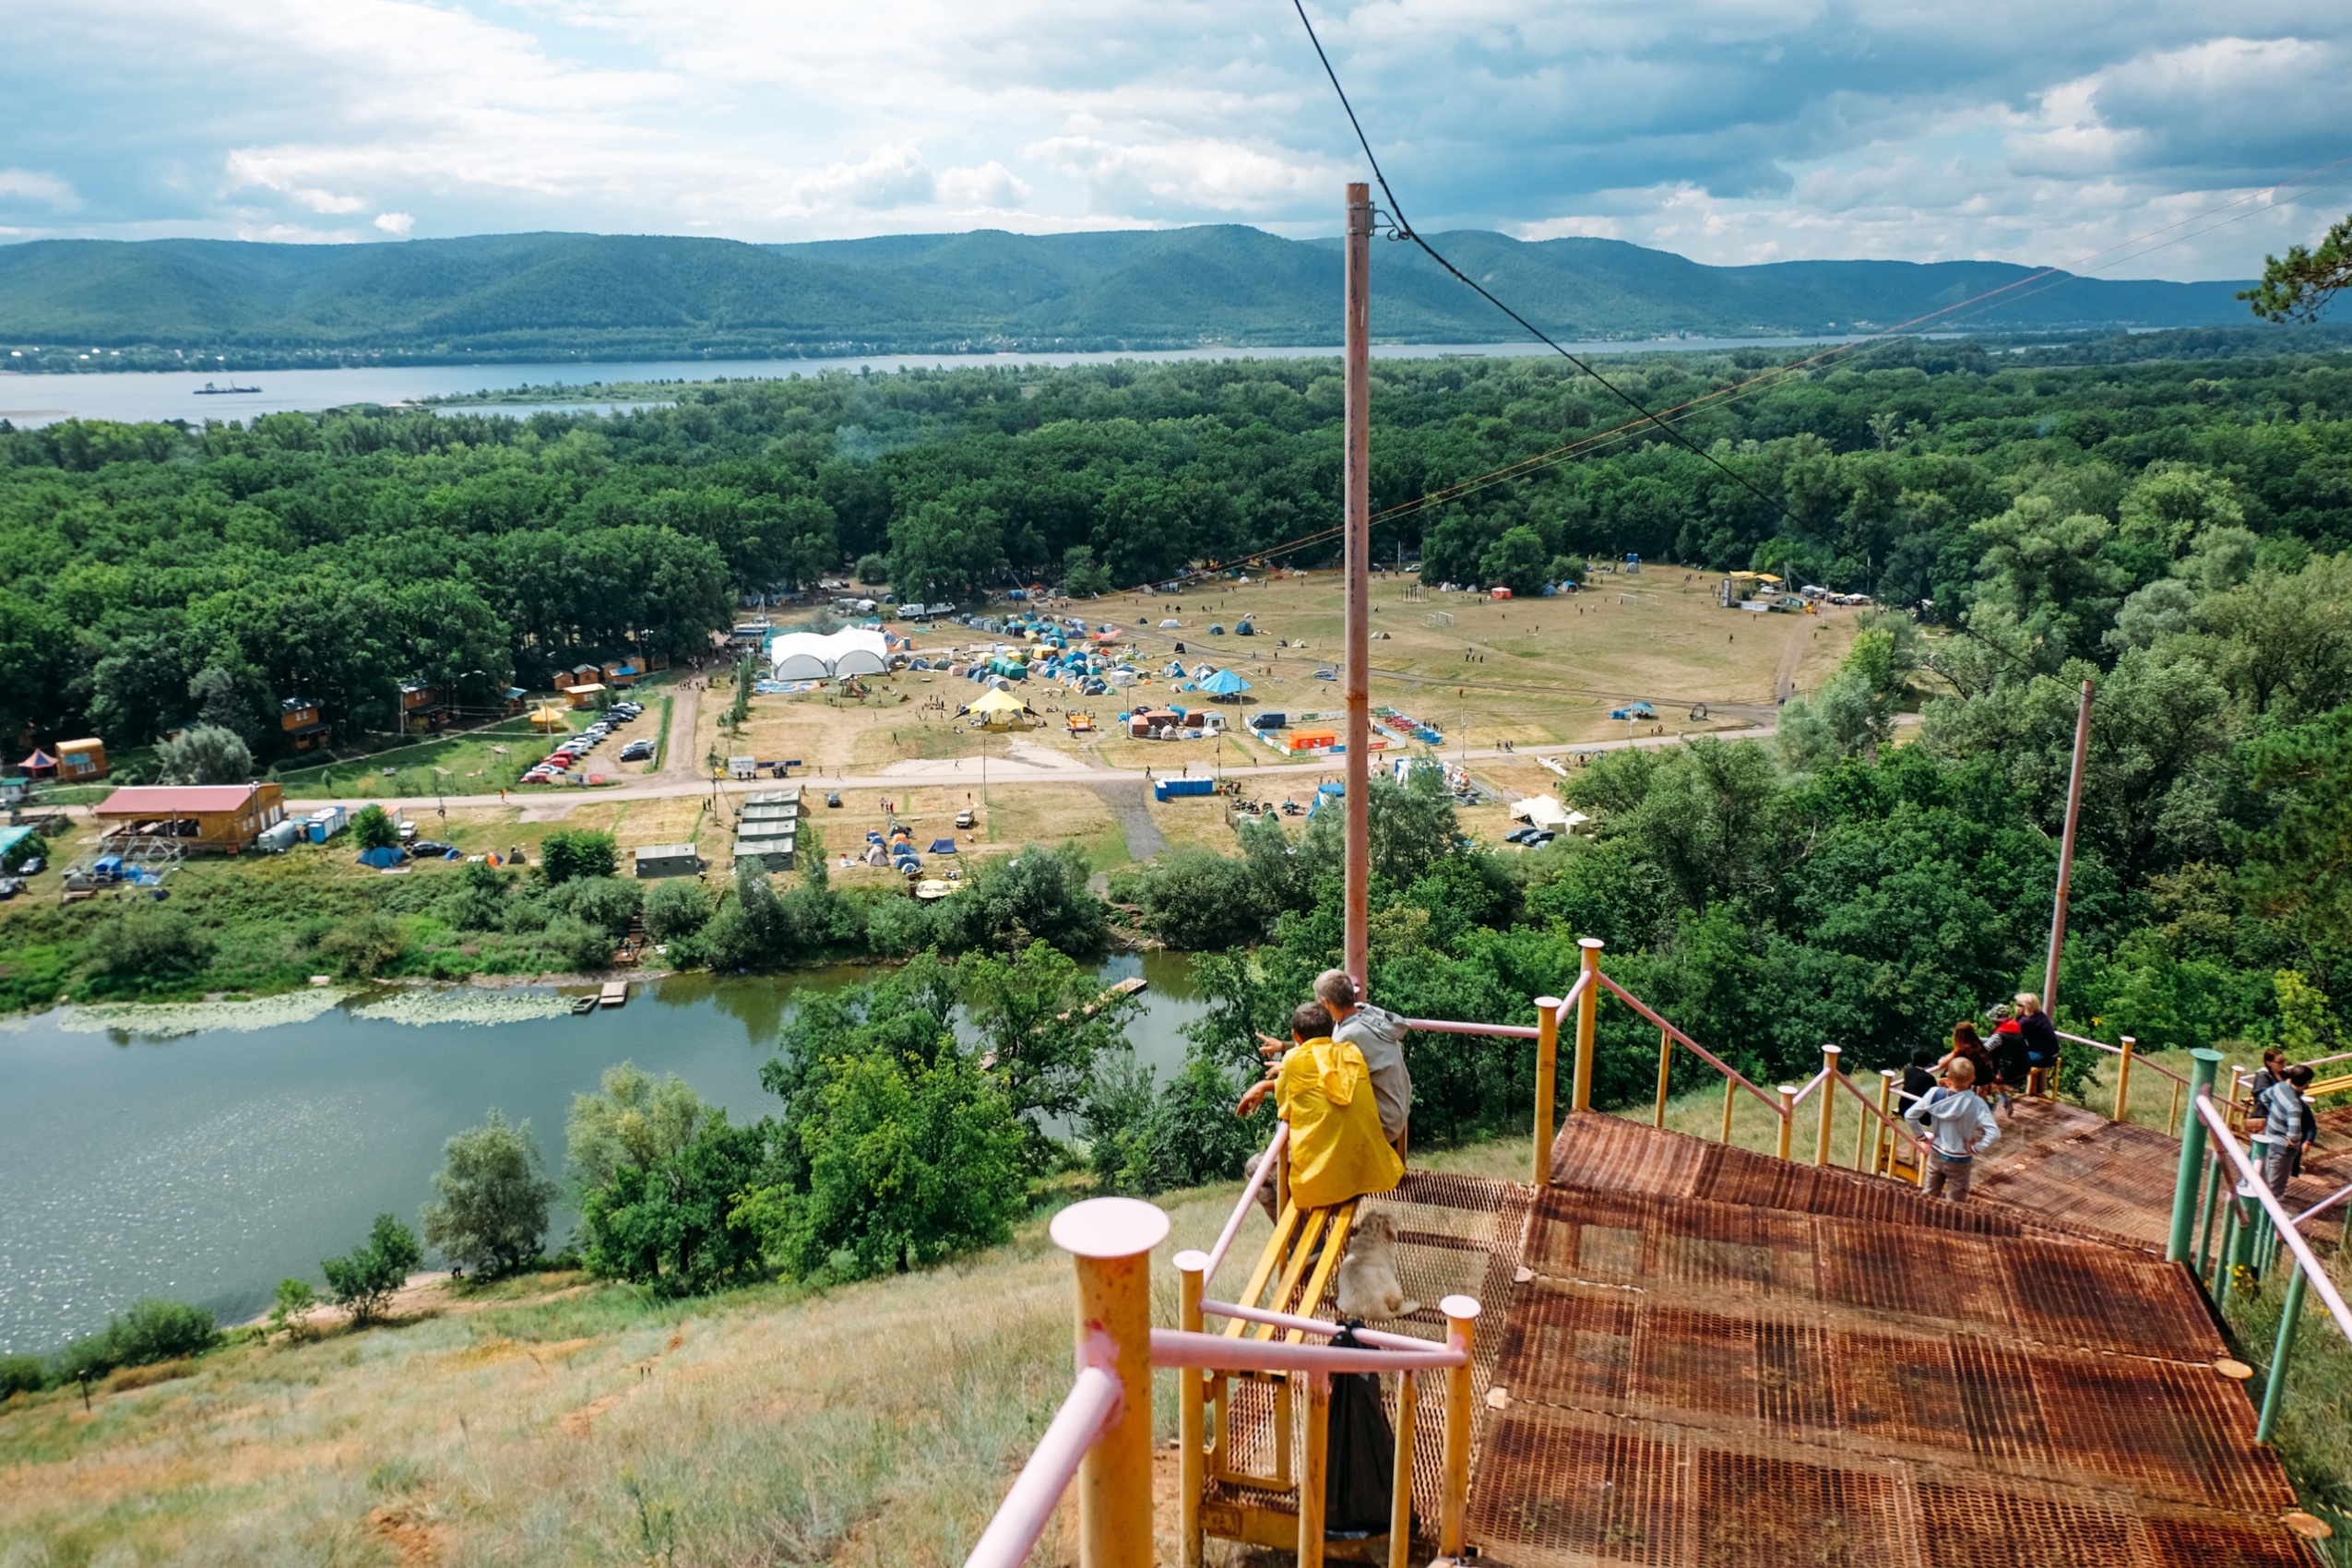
[1238,1002,1404,1211]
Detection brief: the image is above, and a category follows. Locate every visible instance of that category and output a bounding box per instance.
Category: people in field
[1906,1055,2001,1202]
[1237,1001,1405,1214]
[2256,1063,2317,1194]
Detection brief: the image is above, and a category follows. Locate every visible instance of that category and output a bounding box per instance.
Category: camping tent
[357,846,409,869]
[17,749,56,778]
[1510,796,1571,831]
[1197,668,1251,698]
[529,705,570,730]
[965,689,1036,729]
[929,837,958,854]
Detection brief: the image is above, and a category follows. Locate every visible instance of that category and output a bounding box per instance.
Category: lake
[0,953,1206,1354]
[0,336,1879,430]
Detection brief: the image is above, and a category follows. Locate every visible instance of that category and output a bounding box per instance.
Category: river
[0,954,1206,1355]
[0,336,1879,430]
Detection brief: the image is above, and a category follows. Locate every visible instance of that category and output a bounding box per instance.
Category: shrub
[315,912,404,978]
[1087,1049,1270,1195]
[1132,848,1264,949]
[50,1298,221,1382]
[0,1354,46,1396]
[576,1117,775,1298]
[321,1213,423,1324]
[351,804,399,851]
[940,841,1107,955]
[82,906,214,986]
[540,829,618,885]
[156,724,253,786]
[542,915,615,972]
[554,875,641,936]
[268,1278,320,1341]
[420,1110,559,1277]
[642,878,713,942]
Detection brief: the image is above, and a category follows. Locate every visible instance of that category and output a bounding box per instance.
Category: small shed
[56,738,108,779]
[632,842,702,878]
[564,683,608,708]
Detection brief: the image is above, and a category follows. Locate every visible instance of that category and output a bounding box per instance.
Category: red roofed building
[94,783,286,855]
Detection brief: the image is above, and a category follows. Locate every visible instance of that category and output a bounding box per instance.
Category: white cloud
[937,160,1030,210]
[373,211,413,234]
[795,143,937,211]
[0,169,80,209]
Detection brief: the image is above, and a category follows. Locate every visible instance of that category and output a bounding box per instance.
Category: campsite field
[703,567,1860,783]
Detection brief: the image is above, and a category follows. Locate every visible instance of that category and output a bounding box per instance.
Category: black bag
[1324,1324,1397,1538]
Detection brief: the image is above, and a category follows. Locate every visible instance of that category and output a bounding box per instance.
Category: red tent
[17,749,56,778]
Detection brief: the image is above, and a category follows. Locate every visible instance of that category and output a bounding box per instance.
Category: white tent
[768,628,891,680]
[1510,795,1572,830]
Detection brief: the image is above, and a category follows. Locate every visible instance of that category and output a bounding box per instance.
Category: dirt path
[1774,618,1808,702]
[657,681,705,784]
[1091,781,1166,860]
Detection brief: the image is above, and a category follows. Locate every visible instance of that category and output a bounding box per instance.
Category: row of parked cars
[520,700,652,785]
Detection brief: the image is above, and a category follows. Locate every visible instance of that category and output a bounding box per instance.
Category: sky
[1,0,2346,279]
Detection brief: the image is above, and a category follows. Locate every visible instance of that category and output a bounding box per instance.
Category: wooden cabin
[94,782,285,854]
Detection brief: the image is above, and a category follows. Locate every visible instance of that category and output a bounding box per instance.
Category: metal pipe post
[1532,994,1561,1187]
[1052,1198,1170,1568]
[1776,1086,1797,1162]
[2044,678,2094,1014]
[1341,182,1372,985]
[1721,1074,1736,1144]
[1176,1249,1207,1568]
[1815,1045,1841,1166]
[1572,938,1603,1111]
[2258,1265,2312,1444]
[1439,1296,1480,1559]
[2114,1036,2135,1124]
[1388,1372,1417,1568]
[2166,1048,2225,1264]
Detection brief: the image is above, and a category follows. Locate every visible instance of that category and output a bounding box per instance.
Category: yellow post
[1776,1086,1797,1162]
[1572,938,1604,1112]
[1387,1372,1416,1568]
[1860,1069,1889,1171]
[1051,1198,1170,1568]
[1299,1372,1328,1568]
[1439,1296,1481,1559]
[1653,1026,1672,1128]
[2168,1076,2184,1137]
[1720,1074,1736,1144]
[2114,1035,2135,1124]
[1176,1249,1208,1568]
[1814,1045,1840,1167]
[1532,994,1561,1187]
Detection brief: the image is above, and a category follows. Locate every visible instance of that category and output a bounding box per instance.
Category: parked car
[0,876,20,898]
[17,856,43,876]
[410,840,453,857]
[956,808,977,829]
[1503,826,1536,845]
[620,740,655,761]
[826,791,844,808]
[1524,831,1555,847]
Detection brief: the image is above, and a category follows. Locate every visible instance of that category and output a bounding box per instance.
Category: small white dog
[1334,1208,1420,1321]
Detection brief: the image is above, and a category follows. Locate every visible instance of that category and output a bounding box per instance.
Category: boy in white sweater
[1906,1055,2002,1202]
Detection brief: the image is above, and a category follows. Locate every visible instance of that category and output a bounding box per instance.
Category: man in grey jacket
[1905,1056,2001,1202]
[2260,1064,2316,1194]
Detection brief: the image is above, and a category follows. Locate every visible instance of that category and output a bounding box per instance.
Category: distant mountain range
[0,227,2254,368]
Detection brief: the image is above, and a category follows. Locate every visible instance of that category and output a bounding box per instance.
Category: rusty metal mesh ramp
[1464,1118,2320,1566]
[1963,1099,2187,1252]
[1202,1170,1532,1551]
[1552,1109,2152,1252]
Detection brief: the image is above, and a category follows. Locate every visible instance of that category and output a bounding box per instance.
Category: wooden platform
[1442,1112,2323,1566]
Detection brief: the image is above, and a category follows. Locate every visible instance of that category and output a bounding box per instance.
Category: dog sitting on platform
[1334,1208,1420,1321]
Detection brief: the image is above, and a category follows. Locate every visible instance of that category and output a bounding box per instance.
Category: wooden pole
[1176,1249,1207,1568]
[1776,1086,1797,1162]
[1720,1074,1736,1144]
[1439,1296,1480,1559]
[2168,1076,2184,1137]
[1653,1026,1672,1128]
[2113,1036,2135,1124]
[1863,1069,1891,1172]
[2044,678,2094,1016]
[1388,1372,1416,1568]
[1532,995,1561,1187]
[1572,938,1604,1111]
[1815,1045,1840,1167]
[1342,181,1372,986]
[1051,1198,1170,1568]
[1299,1372,1328,1568]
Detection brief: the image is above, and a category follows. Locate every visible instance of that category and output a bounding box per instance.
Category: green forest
[5,325,2352,1144]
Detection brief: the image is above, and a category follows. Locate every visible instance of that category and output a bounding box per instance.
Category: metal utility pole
[1343,182,1372,985]
[2044,678,2094,1015]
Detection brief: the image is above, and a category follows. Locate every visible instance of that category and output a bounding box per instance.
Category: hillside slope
[0,227,2251,365]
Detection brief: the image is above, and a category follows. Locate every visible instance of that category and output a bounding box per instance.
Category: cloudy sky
[2,0,2345,278]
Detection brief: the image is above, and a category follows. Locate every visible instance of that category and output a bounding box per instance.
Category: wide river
[0,337,1876,430]
[0,955,1205,1354]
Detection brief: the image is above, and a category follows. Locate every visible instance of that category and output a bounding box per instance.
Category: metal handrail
[1201,1297,1445,1353]
[1596,974,1786,1117]
[2058,1028,2191,1087]
[962,1367,1123,1568]
[2195,1095,2352,1343]
[1150,1328,1467,1373]
[2293,1179,2352,1229]
[1787,1064,1835,1108]
[1402,1016,1540,1040]
[1835,1066,1914,1141]
[1202,1123,1286,1287]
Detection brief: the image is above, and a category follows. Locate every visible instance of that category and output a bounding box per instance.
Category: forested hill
[0,227,2249,367]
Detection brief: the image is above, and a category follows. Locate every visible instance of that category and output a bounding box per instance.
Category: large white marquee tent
[767,628,890,680]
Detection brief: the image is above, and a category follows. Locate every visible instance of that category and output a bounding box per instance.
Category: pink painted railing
[961,1367,1123,1568]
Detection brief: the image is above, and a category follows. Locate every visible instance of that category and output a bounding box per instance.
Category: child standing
[1906,1056,2002,1202]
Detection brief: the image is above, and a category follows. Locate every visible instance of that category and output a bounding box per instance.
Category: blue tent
[357,846,408,869]
[929,838,958,854]
[1197,668,1251,697]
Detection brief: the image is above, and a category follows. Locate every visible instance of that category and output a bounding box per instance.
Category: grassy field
[0,1134,1522,1568]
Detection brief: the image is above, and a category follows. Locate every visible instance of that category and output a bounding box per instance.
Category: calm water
[0,953,1204,1354]
[0,337,1875,430]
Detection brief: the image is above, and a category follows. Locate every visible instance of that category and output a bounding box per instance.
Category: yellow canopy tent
[965,689,1038,730]
[529,704,570,730]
